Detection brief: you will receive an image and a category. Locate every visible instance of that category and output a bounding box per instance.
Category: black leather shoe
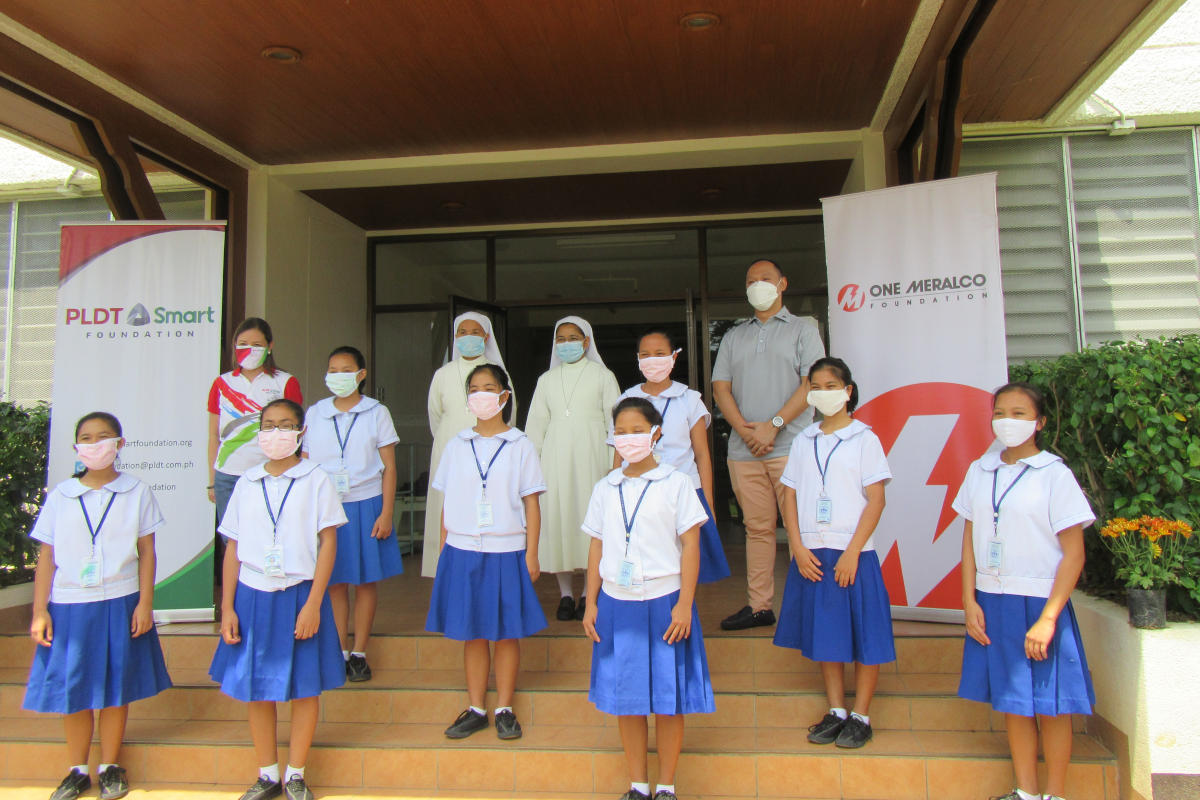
[807,712,847,744]
[495,708,523,740]
[284,775,314,800]
[237,776,283,800]
[444,708,489,739]
[619,790,650,800]
[574,595,586,620]
[98,765,129,800]
[720,605,776,630]
[346,653,372,682]
[835,715,873,748]
[556,596,576,621]
[50,770,91,800]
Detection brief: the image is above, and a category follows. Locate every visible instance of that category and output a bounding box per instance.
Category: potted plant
[1097,516,1195,628]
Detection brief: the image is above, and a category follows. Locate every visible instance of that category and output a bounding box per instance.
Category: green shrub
[0,401,50,576]
[1010,335,1200,616]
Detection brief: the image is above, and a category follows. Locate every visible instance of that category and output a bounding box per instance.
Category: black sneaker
[346,653,372,682]
[444,708,489,739]
[834,715,873,748]
[720,605,776,630]
[806,712,846,744]
[619,790,650,800]
[653,791,678,800]
[238,776,283,800]
[574,595,587,620]
[495,708,523,740]
[284,775,314,800]
[98,765,129,800]
[49,770,91,800]
[988,792,1025,800]
[556,596,576,621]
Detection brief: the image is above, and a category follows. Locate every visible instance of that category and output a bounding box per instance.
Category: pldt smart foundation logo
[836,273,989,313]
[64,303,216,340]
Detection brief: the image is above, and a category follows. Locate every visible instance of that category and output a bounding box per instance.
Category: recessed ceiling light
[261,46,302,64]
[700,187,722,200]
[680,12,720,30]
[441,200,465,211]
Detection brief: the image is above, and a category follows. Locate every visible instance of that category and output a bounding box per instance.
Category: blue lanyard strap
[618,478,653,555]
[332,412,360,460]
[658,397,672,419]
[813,435,844,491]
[991,465,1031,527]
[78,493,118,551]
[469,439,508,492]
[261,477,297,541]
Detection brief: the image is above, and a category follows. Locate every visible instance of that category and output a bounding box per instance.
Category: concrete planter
[0,579,33,610]
[1073,592,1200,800]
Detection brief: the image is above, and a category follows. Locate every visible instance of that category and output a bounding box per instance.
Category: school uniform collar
[800,419,870,441]
[628,381,687,399]
[60,472,139,498]
[457,426,525,443]
[315,396,379,418]
[979,449,1061,472]
[751,307,794,326]
[243,458,323,482]
[603,462,676,485]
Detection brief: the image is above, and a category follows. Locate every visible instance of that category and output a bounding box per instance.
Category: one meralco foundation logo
[837,273,989,313]
[64,303,216,340]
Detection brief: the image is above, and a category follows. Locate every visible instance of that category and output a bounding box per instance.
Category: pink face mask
[258,428,301,460]
[638,349,680,383]
[614,427,659,463]
[467,390,507,420]
[75,437,120,471]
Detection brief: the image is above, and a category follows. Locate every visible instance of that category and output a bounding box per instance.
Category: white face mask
[992,417,1038,448]
[325,371,361,398]
[746,279,781,311]
[807,388,850,417]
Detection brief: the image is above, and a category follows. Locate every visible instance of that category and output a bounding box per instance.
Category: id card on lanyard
[813,435,844,525]
[331,412,360,496]
[78,492,117,588]
[470,438,508,529]
[618,478,653,588]
[261,477,297,577]
[988,464,1031,570]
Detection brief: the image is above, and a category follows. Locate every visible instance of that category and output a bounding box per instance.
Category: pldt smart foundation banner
[49,223,226,622]
[822,174,1007,620]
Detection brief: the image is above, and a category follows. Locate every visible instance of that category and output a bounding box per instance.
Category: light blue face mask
[556,340,586,364]
[455,334,486,358]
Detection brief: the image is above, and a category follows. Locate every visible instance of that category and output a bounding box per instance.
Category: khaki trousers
[727,456,789,611]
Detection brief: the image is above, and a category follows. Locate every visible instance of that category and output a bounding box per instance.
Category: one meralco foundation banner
[821,174,1007,620]
[49,223,225,622]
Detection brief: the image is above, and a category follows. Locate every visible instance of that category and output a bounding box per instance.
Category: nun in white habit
[422,311,515,577]
[524,315,620,619]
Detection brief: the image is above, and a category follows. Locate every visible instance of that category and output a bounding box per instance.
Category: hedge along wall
[0,401,49,578]
[1009,335,1200,615]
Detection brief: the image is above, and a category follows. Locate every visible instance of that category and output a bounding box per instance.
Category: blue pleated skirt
[958,590,1095,717]
[773,547,896,665]
[696,491,731,584]
[425,544,548,641]
[24,592,172,714]
[208,580,346,702]
[589,589,715,716]
[329,494,404,585]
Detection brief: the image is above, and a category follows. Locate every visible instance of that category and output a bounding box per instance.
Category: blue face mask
[455,334,486,358]
[556,340,586,364]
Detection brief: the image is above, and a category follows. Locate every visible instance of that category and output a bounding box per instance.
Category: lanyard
[813,435,844,493]
[78,493,117,554]
[657,396,673,420]
[991,465,1031,529]
[332,412,360,460]
[469,438,508,495]
[618,479,653,556]
[261,477,297,542]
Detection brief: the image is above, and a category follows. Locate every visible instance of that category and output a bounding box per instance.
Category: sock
[70,765,88,776]
[285,765,304,782]
[351,651,366,659]
[259,764,280,783]
[655,783,676,795]
[469,705,486,716]
[631,782,651,796]
[98,764,115,774]
[851,711,870,725]
[495,705,513,715]
[555,572,574,598]
[342,650,349,661]
[830,707,848,720]
[1014,790,1039,800]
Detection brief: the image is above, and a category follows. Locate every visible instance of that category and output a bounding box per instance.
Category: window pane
[705,222,826,298]
[495,230,698,303]
[0,202,10,397]
[375,239,486,305]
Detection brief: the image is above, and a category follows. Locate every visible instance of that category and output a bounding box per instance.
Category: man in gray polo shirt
[712,258,825,630]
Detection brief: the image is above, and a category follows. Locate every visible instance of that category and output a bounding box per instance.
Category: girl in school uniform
[25,411,172,800]
[953,382,1095,800]
[209,399,348,800]
[613,329,730,585]
[207,317,304,523]
[582,397,715,800]
[772,357,894,750]
[303,346,402,682]
[425,363,547,741]
[526,316,621,620]
[423,311,516,577]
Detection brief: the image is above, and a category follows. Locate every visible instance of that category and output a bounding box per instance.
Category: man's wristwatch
[771,415,785,429]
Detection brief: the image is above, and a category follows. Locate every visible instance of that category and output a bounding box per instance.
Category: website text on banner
[49,223,226,623]
[821,173,1007,621]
